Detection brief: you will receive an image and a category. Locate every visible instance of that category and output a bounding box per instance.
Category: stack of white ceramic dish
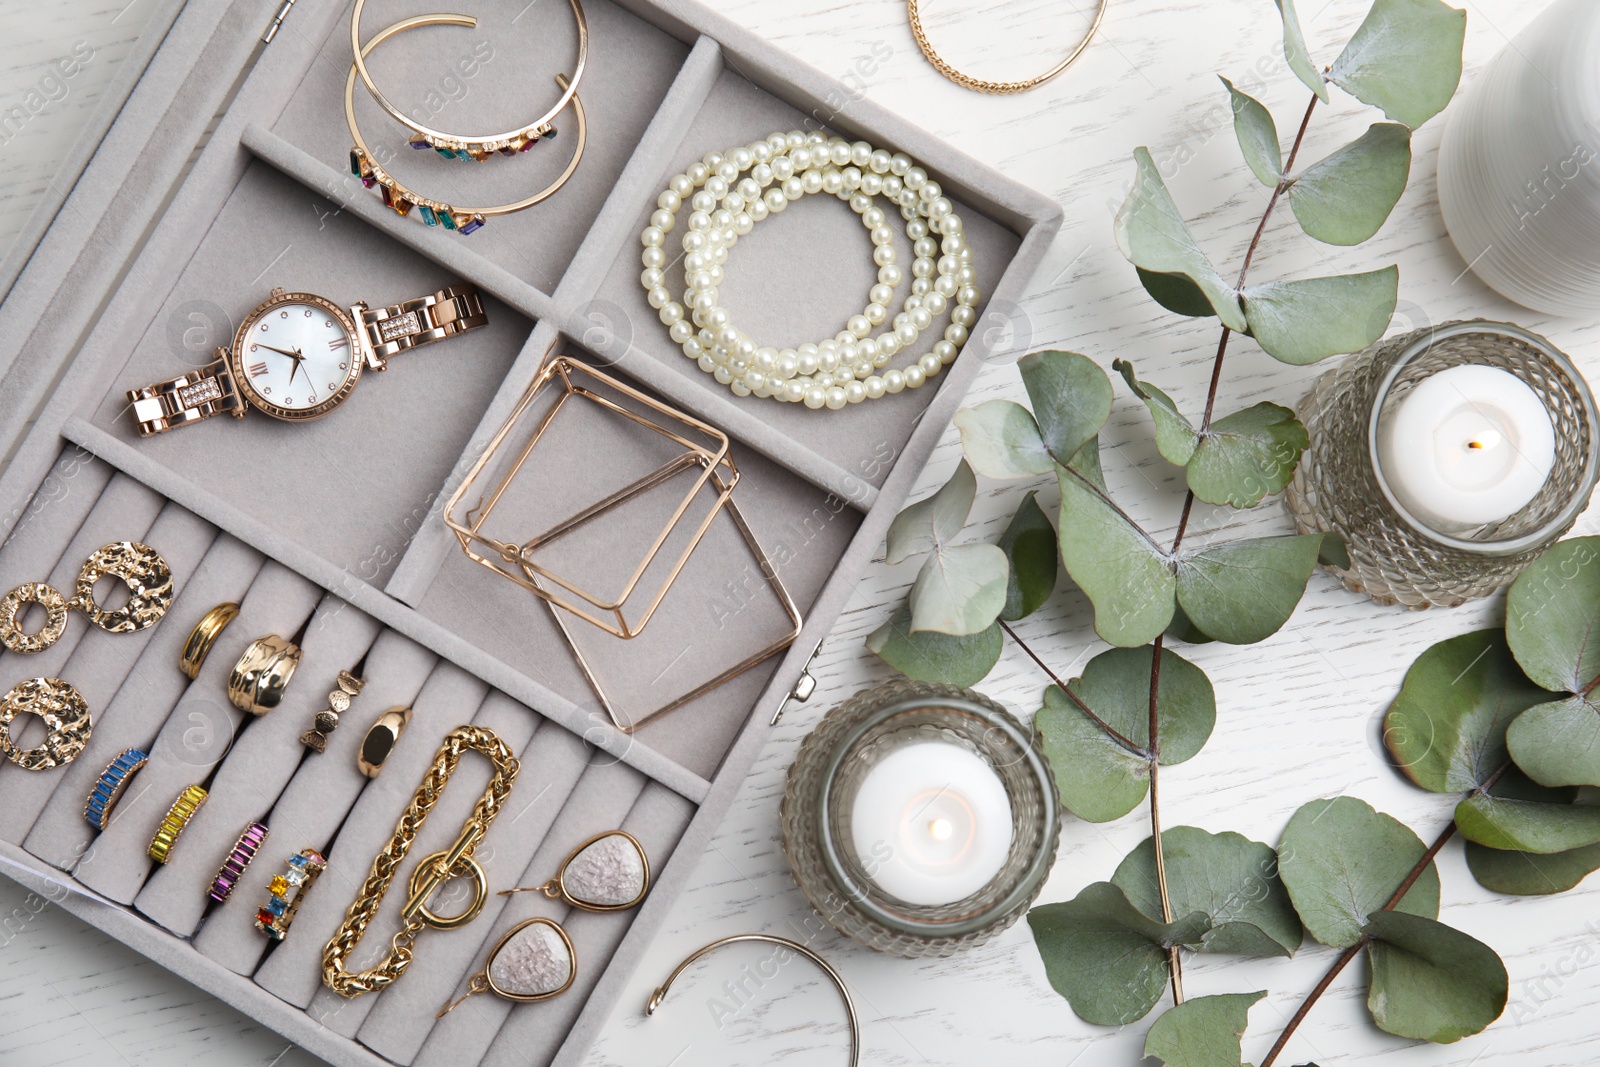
[1438,0,1600,316]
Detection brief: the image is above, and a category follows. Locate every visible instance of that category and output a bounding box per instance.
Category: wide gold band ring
[358,705,412,778]
[228,634,302,715]
[179,602,240,679]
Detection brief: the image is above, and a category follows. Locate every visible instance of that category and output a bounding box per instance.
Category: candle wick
[1465,429,1502,452]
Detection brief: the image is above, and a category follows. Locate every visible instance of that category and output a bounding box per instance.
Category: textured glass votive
[1284,320,1598,608]
[780,680,1059,958]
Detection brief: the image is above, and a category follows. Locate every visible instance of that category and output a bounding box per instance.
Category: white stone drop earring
[497,829,651,911]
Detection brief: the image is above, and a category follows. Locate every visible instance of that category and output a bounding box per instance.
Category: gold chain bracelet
[322,725,519,998]
[906,0,1109,95]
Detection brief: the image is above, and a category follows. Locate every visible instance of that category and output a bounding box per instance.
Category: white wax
[1376,365,1556,529]
[849,741,1014,907]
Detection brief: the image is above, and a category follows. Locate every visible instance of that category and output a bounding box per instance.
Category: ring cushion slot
[0,0,1062,1062]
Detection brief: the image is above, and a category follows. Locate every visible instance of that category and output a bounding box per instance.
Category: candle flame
[929,818,954,842]
[1466,430,1502,452]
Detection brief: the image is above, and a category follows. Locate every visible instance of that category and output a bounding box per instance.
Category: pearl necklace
[641,130,979,409]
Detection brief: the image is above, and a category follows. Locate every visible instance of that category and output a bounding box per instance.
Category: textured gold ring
[907,0,1109,94]
[0,677,93,771]
[179,602,240,679]
[228,634,302,715]
[358,705,411,777]
[148,784,208,863]
[71,541,173,634]
[0,582,70,654]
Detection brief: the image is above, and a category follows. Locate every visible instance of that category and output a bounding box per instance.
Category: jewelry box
[0,1,1060,1065]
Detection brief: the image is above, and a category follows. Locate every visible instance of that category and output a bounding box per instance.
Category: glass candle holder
[1284,320,1599,609]
[780,679,1060,958]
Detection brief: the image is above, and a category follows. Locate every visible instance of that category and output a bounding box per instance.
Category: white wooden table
[3,1,1597,1065]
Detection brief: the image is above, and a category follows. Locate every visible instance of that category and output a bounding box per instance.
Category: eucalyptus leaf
[1288,123,1412,245]
[1506,694,1600,788]
[1241,266,1398,365]
[1384,629,1553,793]
[1113,359,1199,465]
[1027,881,1209,1026]
[1058,466,1176,647]
[1274,0,1329,102]
[1167,603,1215,646]
[885,459,976,565]
[1187,403,1309,508]
[1018,350,1113,464]
[953,400,1055,480]
[1318,531,1350,570]
[908,542,1008,636]
[997,492,1057,621]
[1037,684,1151,824]
[1222,77,1283,186]
[1454,792,1600,854]
[1505,536,1600,693]
[1278,795,1440,948]
[866,602,1001,686]
[1465,838,1600,896]
[1144,991,1266,1067]
[1115,148,1247,331]
[1068,434,1107,490]
[1139,268,1217,319]
[1328,0,1467,130]
[1114,827,1302,958]
[1175,533,1321,645]
[1363,909,1507,1043]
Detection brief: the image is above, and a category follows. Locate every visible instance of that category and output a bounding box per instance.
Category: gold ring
[0,677,93,771]
[179,602,240,679]
[228,634,302,715]
[358,705,411,777]
[0,582,70,654]
[148,784,208,863]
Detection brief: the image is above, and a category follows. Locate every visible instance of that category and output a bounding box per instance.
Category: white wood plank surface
[4,1,1598,1065]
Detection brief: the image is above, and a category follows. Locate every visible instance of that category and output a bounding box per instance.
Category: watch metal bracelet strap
[126,355,244,437]
[125,284,488,436]
[360,284,487,367]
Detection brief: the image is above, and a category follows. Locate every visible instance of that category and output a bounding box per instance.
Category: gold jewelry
[299,670,366,753]
[436,918,576,1017]
[179,602,240,679]
[357,705,411,778]
[497,829,650,911]
[0,542,173,653]
[322,725,519,997]
[0,677,92,771]
[350,0,586,157]
[647,935,861,1067]
[907,0,1108,94]
[148,784,208,863]
[346,14,587,235]
[255,848,326,940]
[72,541,174,633]
[84,747,149,830]
[228,634,302,715]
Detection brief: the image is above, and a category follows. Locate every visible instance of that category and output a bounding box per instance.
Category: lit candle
[849,741,1013,907]
[1376,365,1556,531]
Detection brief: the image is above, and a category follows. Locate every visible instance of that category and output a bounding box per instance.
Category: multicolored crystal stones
[255,848,326,941]
[83,748,149,830]
[406,121,555,159]
[349,148,486,235]
[209,821,269,904]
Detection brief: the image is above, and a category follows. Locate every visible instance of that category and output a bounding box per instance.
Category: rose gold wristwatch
[126,284,487,436]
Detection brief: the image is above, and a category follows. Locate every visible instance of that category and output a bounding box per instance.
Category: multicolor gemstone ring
[148,784,208,864]
[349,0,587,158]
[83,747,149,830]
[345,14,587,237]
[255,848,326,941]
[209,821,269,904]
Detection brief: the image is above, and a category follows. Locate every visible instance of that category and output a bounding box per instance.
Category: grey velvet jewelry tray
[0,0,1061,1065]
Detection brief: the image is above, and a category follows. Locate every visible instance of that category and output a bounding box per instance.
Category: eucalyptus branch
[999,621,1146,755]
[1259,762,1511,1067]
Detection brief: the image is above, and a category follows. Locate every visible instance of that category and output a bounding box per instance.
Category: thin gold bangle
[346,14,587,234]
[350,0,586,154]
[907,0,1109,94]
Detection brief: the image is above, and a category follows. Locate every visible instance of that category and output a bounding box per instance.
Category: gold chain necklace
[906,0,1109,95]
[322,725,519,997]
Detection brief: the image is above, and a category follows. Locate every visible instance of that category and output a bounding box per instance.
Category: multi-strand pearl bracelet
[640,130,979,409]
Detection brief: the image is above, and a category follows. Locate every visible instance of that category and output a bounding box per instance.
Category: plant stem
[1258,762,1511,1067]
[1142,89,1324,1010]
[998,620,1145,755]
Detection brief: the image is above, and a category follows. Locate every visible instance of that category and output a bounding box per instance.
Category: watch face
[230,292,362,421]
